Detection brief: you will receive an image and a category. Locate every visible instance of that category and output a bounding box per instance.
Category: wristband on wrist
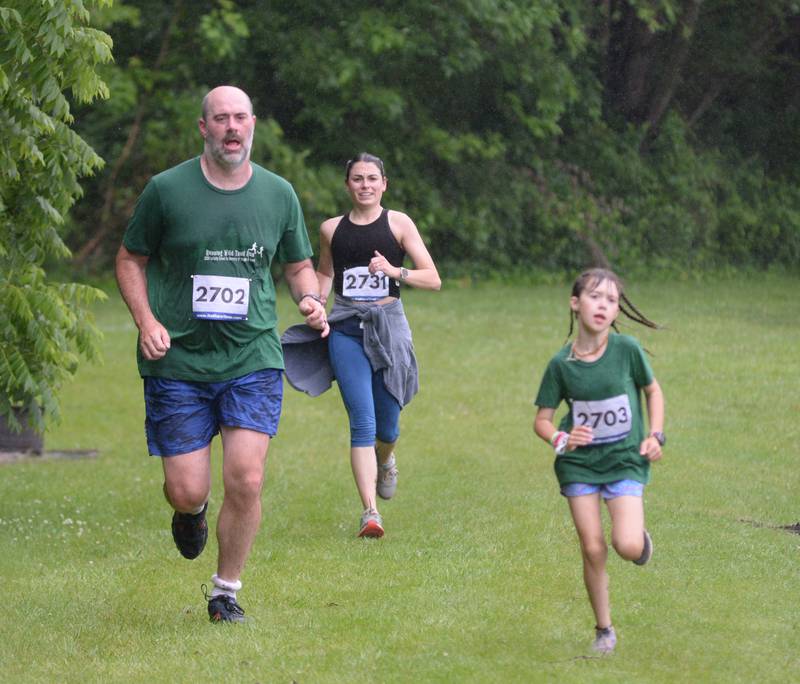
[550,431,569,456]
[299,293,322,305]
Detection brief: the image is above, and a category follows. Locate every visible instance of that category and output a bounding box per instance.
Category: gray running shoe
[358,507,384,538]
[376,453,398,500]
[633,529,653,566]
[592,625,617,654]
[208,594,246,623]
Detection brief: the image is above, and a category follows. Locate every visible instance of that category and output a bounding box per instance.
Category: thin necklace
[570,336,608,360]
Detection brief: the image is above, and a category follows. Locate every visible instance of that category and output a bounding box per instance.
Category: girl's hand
[369,250,399,280]
[640,436,662,462]
[567,425,593,451]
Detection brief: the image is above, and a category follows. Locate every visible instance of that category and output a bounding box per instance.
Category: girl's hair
[567,268,659,339]
[345,152,385,180]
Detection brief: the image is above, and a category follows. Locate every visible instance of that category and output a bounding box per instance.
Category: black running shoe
[208,594,246,623]
[171,503,208,559]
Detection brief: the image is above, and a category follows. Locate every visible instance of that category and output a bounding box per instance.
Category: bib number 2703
[192,274,250,320]
[571,394,632,445]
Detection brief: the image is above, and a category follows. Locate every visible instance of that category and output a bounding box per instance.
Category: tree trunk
[605,0,704,137]
[72,0,183,267]
[0,408,43,454]
[605,0,659,122]
[640,0,704,150]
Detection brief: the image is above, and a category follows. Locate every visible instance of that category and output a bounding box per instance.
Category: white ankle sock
[210,574,242,599]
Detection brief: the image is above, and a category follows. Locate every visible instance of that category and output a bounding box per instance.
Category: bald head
[198,86,256,173]
[201,86,253,121]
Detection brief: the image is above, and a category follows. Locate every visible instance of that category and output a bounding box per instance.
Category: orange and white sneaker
[358,507,384,538]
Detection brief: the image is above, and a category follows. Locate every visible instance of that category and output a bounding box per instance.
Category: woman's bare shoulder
[320,214,344,236]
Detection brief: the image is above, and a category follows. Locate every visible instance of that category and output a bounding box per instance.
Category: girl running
[533,268,665,654]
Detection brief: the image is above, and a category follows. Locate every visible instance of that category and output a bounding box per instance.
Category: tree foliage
[67,0,800,277]
[0,0,112,432]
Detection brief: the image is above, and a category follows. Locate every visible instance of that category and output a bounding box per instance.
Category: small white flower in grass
[63,518,73,525]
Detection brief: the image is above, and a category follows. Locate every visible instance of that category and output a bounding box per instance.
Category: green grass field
[1,276,798,683]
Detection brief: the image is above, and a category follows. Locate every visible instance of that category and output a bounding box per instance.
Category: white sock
[210,574,242,600]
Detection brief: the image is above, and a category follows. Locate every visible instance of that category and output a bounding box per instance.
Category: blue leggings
[328,325,401,447]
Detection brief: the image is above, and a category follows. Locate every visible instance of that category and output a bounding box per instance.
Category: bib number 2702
[192,274,250,320]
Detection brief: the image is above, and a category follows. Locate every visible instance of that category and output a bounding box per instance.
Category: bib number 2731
[342,266,389,300]
[192,274,250,320]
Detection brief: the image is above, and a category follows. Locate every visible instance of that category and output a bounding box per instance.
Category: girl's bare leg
[606,495,646,561]
[568,493,612,629]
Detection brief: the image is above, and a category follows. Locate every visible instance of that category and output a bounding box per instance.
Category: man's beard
[208,132,252,168]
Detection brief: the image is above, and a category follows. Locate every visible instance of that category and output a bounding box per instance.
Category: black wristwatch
[650,431,666,446]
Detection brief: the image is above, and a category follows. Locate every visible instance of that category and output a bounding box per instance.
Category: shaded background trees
[69,0,800,276]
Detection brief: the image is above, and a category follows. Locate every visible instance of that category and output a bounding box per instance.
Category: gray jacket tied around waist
[281,296,419,406]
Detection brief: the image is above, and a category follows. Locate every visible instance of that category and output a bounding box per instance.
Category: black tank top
[331,208,405,300]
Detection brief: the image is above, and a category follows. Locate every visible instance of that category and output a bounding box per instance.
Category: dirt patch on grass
[0,449,98,465]
[740,517,800,535]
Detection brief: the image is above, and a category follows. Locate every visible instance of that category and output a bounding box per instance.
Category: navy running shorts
[143,369,283,457]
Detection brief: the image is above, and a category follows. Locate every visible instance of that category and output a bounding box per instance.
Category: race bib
[571,394,632,444]
[191,274,250,320]
[342,266,389,300]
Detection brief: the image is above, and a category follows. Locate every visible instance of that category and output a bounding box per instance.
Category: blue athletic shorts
[560,479,644,499]
[143,369,283,457]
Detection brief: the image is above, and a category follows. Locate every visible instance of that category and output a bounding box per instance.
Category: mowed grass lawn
[0,275,798,683]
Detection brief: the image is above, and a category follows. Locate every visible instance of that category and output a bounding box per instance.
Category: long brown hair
[566,268,660,340]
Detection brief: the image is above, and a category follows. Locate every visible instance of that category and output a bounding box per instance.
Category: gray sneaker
[358,507,384,538]
[633,529,653,566]
[376,454,398,500]
[203,585,246,623]
[592,625,617,654]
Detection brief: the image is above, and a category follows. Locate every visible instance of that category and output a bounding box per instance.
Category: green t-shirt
[534,334,655,486]
[123,157,313,381]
